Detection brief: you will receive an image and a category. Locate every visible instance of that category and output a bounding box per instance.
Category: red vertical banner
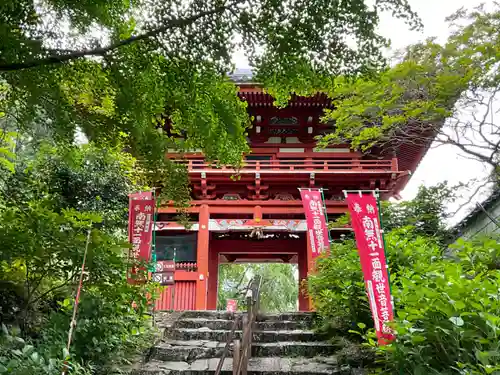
[128,192,154,283]
[346,193,395,345]
[300,189,330,259]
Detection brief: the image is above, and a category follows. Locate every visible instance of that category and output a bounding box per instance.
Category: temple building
[153,69,429,311]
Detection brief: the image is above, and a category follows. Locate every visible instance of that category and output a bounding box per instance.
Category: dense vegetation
[0,1,421,372]
[0,141,157,374]
[309,185,500,374]
[1,1,500,374]
[0,0,421,207]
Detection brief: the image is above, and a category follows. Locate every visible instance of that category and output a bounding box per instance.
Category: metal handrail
[214,276,263,375]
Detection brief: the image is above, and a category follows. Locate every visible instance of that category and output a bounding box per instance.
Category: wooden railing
[179,158,398,172]
[214,276,263,375]
[175,262,197,272]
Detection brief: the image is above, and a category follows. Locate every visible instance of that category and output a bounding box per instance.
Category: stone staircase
[133,311,369,375]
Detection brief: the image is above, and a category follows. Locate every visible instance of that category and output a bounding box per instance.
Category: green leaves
[449,316,464,327]
[217,264,298,312]
[0,130,16,173]
[0,141,156,374]
[318,4,500,174]
[0,324,92,375]
[310,189,500,374]
[0,0,423,176]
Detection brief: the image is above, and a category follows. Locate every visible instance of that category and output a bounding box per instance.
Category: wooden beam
[174,271,199,281]
[161,199,347,207]
[157,206,346,214]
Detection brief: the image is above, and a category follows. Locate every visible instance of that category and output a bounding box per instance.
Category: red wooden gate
[155,281,196,310]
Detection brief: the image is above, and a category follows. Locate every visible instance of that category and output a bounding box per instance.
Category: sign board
[152,272,175,285]
[155,260,175,273]
[226,299,238,312]
[153,260,175,285]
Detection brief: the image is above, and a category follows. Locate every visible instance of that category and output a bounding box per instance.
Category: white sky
[232,0,495,224]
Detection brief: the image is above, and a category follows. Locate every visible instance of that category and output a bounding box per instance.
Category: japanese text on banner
[347,193,394,344]
[127,194,154,283]
[299,189,330,259]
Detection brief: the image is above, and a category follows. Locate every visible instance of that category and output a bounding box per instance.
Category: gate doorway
[217,263,299,312]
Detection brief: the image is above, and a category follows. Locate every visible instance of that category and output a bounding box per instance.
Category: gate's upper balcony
[178,157,399,174]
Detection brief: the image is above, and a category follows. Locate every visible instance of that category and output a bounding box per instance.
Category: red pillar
[207,249,219,310]
[298,234,312,311]
[298,243,309,311]
[196,205,209,310]
[254,205,262,220]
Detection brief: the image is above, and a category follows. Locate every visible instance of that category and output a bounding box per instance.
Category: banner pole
[151,189,158,270]
[320,188,332,244]
[373,189,394,308]
[151,189,158,324]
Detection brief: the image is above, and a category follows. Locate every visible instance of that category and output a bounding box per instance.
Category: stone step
[174,318,311,331]
[151,340,226,362]
[150,340,338,362]
[256,313,316,324]
[168,328,321,343]
[134,357,365,375]
[178,311,316,325]
[178,311,238,320]
[252,342,338,358]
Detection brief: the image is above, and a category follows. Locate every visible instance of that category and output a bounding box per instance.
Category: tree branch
[30,272,78,305]
[0,1,241,72]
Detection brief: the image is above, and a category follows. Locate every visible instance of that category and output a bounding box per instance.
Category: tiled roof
[454,188,500,232]
[228,68,255,83]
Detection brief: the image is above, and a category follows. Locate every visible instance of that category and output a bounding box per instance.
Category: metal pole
[320,188,333,244]
[151,188,158,325]
[171,246,176,310]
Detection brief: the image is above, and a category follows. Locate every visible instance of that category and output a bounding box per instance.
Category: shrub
[0,324,91,375]
[309,227,500,374]
[309,227,442,333]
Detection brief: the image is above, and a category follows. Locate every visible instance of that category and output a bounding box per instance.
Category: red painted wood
[158,203,347,215]
[211,239,303,254]
[175,271,198,281]
[207,251,219,310]
[196,205,209,310]
[155,281,197,311]
[155,286,173,310]
[184,159,395,172]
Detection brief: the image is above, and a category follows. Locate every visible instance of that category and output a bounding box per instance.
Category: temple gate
[153,70,425,311]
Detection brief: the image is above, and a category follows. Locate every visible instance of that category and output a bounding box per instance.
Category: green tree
[0,142,156,374]
[0,0,421,169]
[218,263,298,312]
[317,4,500,202]
[381,183,455,244]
